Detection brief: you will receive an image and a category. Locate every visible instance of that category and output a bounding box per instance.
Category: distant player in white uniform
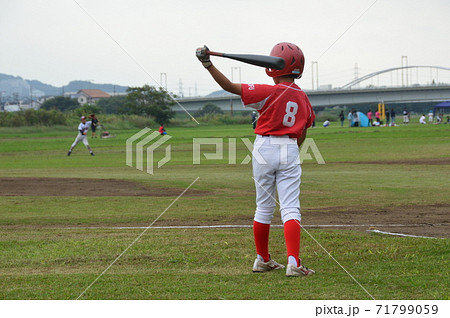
[428,110,434,123]
[67,116,95,156]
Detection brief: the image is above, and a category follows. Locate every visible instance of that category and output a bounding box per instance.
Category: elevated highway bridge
[174,65,450,112]
[175,84,450,112]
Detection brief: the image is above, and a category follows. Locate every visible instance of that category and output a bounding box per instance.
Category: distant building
[31,89,45,98]
[3,100,39,112]
[63,92,79,98]
[37,96,55,104]
[4,103,20,112]
[77,89,111,105]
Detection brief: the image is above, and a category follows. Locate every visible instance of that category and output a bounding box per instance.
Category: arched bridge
[341,66,450,89]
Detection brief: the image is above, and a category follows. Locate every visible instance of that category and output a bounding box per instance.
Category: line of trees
[2,85,251,127]
[123,85,175,124]
[40,96,79,112]
[0,109,67,127]
[39,85,176,124]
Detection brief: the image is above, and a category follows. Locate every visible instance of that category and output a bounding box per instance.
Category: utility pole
[160,73,167,90]
[354,63,359,88]
[429,66,433,85]
[401,56,408,87]
[29,85,33,108]
[178,79,184,97]
[232,66,241,83]
[311,61,318,90]
[230,67,241,116]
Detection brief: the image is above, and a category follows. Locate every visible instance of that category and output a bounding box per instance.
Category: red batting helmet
[266,42,305,78]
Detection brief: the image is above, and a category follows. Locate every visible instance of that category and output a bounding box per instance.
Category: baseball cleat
[67,151,71,156]
[252,258,285,273]
[286,263,315,277]
[90,152,95,156]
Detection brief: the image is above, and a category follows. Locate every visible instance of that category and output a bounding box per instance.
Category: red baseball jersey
[241,82,315,139]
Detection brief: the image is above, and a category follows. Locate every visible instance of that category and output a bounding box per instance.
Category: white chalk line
[367,229,447,239]
[75,177,200,299]
[62,223,448,230]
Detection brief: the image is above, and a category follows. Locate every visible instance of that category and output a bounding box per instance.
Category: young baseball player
[67,116,95,156]
[159,124,167,135]
[196,43,315,277]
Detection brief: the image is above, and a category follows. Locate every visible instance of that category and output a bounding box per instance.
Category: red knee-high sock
[253,221,270,262]
[284,219,301,267]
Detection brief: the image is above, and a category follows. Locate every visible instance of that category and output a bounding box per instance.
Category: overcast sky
[1,0,449,95]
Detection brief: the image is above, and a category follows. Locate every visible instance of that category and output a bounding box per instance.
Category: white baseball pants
[252,135,302,225]
[71,133,90,148]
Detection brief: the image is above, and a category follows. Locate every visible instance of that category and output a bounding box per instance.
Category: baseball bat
[207,50,285,70]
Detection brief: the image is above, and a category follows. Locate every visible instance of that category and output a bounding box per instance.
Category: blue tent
[433,101,450,123]
[351,112,370,127]
[434,101,450,114]
[358,112,370,127]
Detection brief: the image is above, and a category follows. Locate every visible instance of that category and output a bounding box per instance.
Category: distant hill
[62,80,128,94]
[0,73,128,99]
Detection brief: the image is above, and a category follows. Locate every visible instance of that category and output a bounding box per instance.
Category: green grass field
[0,121,449,299]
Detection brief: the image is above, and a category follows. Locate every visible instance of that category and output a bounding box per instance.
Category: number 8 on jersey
[283,101,298,127]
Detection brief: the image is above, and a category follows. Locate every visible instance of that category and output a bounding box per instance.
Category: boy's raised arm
[196,46,242,96]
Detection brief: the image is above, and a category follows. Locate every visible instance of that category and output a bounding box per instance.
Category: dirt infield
[0,177,207,197]
[153,204,449,238]
[303,204,449,238]
[0,177,448,238]
[339,158,450,165]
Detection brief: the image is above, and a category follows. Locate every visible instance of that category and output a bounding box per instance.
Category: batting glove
[196,45,212,68]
